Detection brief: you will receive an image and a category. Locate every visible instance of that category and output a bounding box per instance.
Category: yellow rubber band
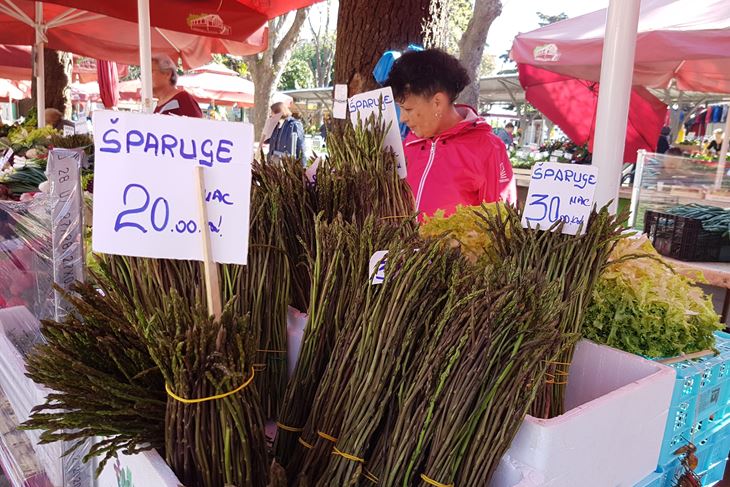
[545,380,569,385]
[298,437,313,449]
[332,447,364,463]
[257,349,287,353]
[420,473,453,487]
[253,363,267,371]
[318,430,338,442]
[165,367,255,404]
[276,422,303,433]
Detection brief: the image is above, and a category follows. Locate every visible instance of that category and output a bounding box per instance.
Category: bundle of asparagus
[138,293,268,487]
[478,204,627,418]
[23,279,166,471]
[316,115,414,225]
[289,235,466,485]
[274,215,416,469]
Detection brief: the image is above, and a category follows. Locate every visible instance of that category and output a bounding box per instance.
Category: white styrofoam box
[491,455,545,487]
[492,340,676,487]
[97,447,181,487]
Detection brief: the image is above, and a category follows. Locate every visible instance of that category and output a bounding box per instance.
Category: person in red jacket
[386,49,516,218]
[151,54,203,118]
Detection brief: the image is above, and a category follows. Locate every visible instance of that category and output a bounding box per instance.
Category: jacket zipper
[415,138,439,211]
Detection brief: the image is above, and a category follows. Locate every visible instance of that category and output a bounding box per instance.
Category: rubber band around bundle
[420,473,454,487]
[545,380,569,385]
[257,349,288,354]
[276,422,303,433]
[298,437,313,449]
[317,430,338,442]
[253,363,267,371]
[332,447,364,463]
[165,367,255,404]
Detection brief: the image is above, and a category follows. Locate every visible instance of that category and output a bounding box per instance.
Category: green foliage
[212,53,249,77]
[583,237,723,358]
[536,11,569,27]
[278,57,315,90]
[289,36,335,87]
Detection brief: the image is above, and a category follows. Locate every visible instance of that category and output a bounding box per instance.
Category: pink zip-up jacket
[404,105,517,218]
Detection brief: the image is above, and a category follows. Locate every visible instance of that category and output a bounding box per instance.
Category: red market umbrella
[177,63,255,106]
[511,0,730,93]
[45,0,322,40]
[96,59,119,108]
[73,57,128,83]
[0,1,268,68]
[519,64,667,163]
[0,78,28,102]
[0,45,30,81]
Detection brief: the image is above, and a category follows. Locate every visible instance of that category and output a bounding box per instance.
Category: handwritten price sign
[349,87,407,179]
[92,111,253,264]
[521,162,598,235]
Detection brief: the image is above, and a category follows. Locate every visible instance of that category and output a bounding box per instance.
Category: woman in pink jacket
[386,49,516,218]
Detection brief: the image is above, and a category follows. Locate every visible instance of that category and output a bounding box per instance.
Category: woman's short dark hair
[386,49,471,103]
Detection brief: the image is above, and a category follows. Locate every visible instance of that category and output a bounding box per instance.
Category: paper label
[333,84,348,119]
[348,87,407,179]
[521,162,598,235]
[368,250,388,285]
[91,111,253,265]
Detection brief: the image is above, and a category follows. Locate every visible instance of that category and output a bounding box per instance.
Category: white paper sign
[333,84,348,120]
[63,125,74,136]
[48,148,84,320]
[369,250,388,285]
[92,111,253,265]
[549,155,558,162]
[553,150,564,157]
[348,87,407,179]
[521,162,598,235]
[1,148,12,165]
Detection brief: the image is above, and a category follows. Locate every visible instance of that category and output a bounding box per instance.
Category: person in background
[656,126,671,154]
[45,108,75,132]
[495,122,515,148]
[706,128,725,154]
[151,54,202,118]
[266,102,305,164]
[386,48,516,219]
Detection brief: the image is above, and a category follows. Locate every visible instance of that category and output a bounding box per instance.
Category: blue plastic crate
[657,332,730,465]
[658,415,730,486]
[703,459,727,486]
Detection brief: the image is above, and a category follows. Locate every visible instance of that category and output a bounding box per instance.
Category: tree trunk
[245,9,310,137]
[334,0,433,97]
[457,0,502,108]
[32,48,69,115]
[251,65,276,138]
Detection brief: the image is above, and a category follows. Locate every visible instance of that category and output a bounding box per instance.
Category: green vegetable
[665,203,730,236]
[583,236,722,357]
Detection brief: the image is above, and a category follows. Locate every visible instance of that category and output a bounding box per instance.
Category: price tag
[349,87,407,179]
[521,162,598,235]
[333,84,348,119]
[92,111,253,265]
[1,148,13,165]
[369,250,388,285]
[63,125,75,136]
[549,156,558,162]
[553,150,564,157]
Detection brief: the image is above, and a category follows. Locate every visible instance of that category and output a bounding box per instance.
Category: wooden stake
[658,349,715,365]
[195,165,222,320]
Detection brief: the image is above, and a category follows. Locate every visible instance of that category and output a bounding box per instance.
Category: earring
[434,111,442,119]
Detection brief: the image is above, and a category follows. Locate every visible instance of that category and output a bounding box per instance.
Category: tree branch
[273,8,310,66]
